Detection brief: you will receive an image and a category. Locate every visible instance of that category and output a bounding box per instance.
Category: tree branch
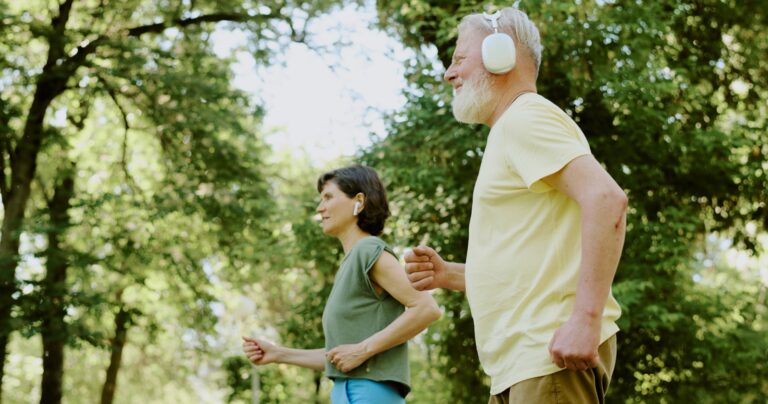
[46,0,76,66]
[36,176,52,205]
[0,135,8,204]
[95,74,143,194]
[127,12,282,37]
[63,10,285,82]
[287,13,307,43]
[51,0,76,35]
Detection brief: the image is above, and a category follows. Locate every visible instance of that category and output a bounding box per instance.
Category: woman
[242,165,441,403]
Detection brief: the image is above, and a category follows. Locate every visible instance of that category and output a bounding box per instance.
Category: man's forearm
[573,193,627,319]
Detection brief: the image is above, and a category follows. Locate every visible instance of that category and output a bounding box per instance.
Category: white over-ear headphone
[481,11,516,74]
[353,201,360,216]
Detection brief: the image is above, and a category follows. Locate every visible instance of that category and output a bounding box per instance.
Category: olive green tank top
[322,236,410,397]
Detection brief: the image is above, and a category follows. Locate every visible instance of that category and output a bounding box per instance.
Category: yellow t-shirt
[465,93,621,395]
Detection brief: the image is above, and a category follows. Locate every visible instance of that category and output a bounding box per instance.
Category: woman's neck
[337,226,371,255]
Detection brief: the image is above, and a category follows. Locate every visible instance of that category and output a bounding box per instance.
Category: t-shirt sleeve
[502,102,591,193]
[356,237,397,297]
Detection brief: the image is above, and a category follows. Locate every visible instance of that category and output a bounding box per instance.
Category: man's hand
[242,336,281,366]
[548,314,601,371]
[404,245,447,291]
[326,343,370,373]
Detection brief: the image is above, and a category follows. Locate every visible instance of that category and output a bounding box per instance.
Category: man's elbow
[609,188,628,230]
[612,188,628,213]
[584,186,627,211]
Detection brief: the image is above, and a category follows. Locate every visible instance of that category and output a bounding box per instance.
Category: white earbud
[353,201,360,216]
[482,11,517,74]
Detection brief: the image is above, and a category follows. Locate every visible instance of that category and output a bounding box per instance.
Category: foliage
[2,0,767,402]
[245,155,343,402]
[1,0,347,402]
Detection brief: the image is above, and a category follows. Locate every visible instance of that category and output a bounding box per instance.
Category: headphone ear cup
[482,33,517,74]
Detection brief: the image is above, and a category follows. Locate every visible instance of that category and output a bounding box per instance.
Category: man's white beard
[451,72,495,124]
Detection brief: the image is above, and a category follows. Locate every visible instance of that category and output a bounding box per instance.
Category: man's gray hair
[459,7,543,72]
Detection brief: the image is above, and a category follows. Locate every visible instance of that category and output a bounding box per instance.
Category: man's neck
[486,81,537,127]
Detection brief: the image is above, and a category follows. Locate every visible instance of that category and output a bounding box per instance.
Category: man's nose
[444,64,457,83]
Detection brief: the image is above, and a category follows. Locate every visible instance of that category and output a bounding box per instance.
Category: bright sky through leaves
[212,3,411,164]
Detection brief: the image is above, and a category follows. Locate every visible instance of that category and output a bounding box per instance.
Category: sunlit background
[1,0,766,403]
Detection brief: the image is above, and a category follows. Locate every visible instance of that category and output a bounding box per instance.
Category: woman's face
[316,181,357,236]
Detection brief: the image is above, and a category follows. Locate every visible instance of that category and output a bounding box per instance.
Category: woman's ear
[353,193,365,215]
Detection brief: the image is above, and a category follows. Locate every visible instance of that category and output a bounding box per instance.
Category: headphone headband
[483,11,501,33]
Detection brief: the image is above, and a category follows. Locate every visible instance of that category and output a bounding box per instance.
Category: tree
[1,0,347,401]
[223,153,344,403]
[99,305,131,404]
[39,165,75,404]
[368,0,768,402]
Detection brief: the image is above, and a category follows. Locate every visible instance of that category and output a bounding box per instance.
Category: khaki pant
[489,335,617,404]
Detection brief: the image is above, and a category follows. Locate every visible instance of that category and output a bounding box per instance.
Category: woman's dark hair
[317,165,390,236]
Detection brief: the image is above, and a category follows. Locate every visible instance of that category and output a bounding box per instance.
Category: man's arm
[404,246,467,292]
[543,154,627,370]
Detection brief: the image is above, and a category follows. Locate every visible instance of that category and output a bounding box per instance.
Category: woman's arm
[242,336,325,371]
[325,252,442,372]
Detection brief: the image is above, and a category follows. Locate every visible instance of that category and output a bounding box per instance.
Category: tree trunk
[250,366,260,404]
[39,172,74,404]
[0,86,52,400]
[0,1,77,395]
[100,308,130,404]
[0,3,288,397]
[314,373,323,404]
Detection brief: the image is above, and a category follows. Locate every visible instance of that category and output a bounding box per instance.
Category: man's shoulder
[499,93,576,130]
[516,93,566,115]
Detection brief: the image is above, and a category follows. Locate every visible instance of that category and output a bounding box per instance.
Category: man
[405,7,628,403]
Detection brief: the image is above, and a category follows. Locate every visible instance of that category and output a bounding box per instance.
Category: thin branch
[94,74,143,194]
[129,11,284,37]
[66,95,91,132]
[63,10,285,81]
[287,14,305,43]
[7,126,16,189]
[36,176,52,205]
[0,135,8,203]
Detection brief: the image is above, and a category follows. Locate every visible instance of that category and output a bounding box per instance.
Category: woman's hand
[326,343,370,373]
[242,336,281,365]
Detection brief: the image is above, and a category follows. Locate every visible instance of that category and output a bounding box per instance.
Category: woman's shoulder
[354,236,389,252]
[361,235,386,244]
[346,236,395,275]
[351,236,399,260]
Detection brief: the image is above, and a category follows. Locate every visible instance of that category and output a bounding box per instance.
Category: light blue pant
[330,378,405,404]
